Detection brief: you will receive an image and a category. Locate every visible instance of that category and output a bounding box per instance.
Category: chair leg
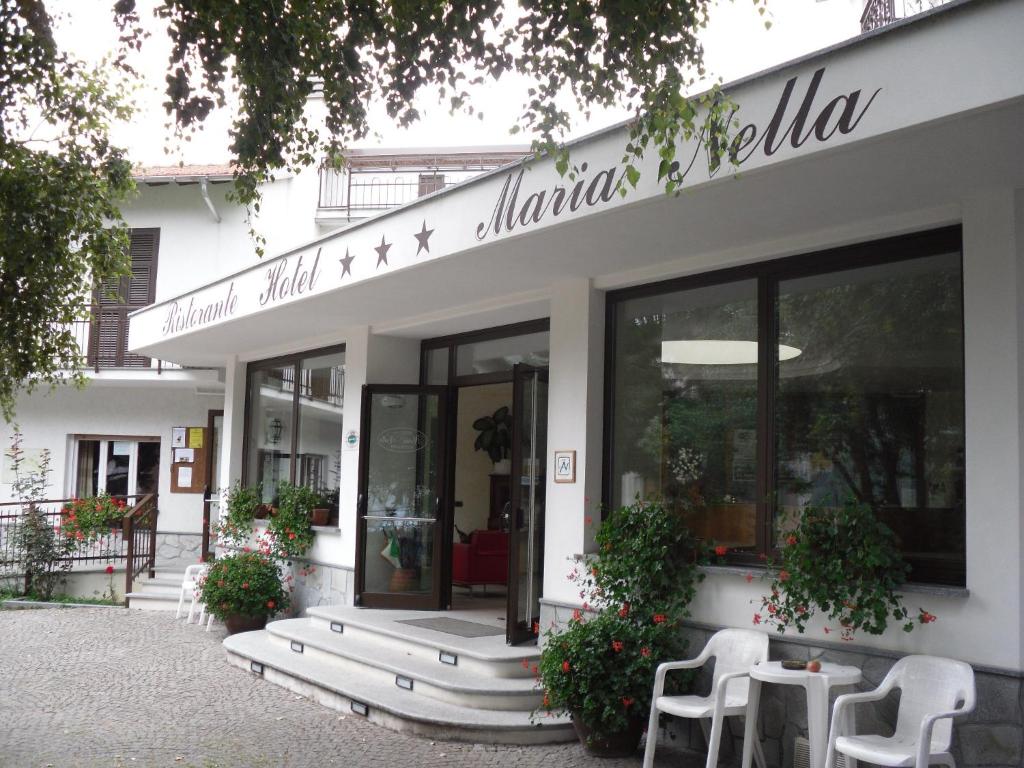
[705,714,725,768]
[175,589,186,619]
[751,731,767,768]
[205,612,214,632]
[641,704,661,768]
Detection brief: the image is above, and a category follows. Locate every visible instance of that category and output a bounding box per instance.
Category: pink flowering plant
[536,500,703,738]
[60,494,127,545]
[758,502,935,639]
[197,550,290,621]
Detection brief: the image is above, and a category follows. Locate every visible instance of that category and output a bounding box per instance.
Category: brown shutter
[126,228,159,306]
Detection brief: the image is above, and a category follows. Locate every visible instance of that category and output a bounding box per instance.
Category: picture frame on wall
[554,450,576,484]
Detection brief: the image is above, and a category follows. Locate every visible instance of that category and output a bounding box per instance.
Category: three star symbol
[414,220,434,255]
[339,248,355,278]
[374,235,392,268]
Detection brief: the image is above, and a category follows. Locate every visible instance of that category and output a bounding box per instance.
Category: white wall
[0,385,219,532]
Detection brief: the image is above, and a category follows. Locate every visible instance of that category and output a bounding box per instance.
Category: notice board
[170,426,209,494]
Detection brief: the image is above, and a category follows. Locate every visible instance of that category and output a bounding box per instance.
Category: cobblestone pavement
[0,608,704,768]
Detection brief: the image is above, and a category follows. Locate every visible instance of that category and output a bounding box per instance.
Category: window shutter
[126,228,159,306]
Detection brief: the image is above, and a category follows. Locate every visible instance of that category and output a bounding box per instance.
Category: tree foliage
[1,0,135,419]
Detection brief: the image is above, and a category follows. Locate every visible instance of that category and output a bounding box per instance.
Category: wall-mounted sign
[345,430,359,449]
[171,427,186,448]
[554,450,576,484]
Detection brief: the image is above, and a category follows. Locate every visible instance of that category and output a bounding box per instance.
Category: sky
[49,0,864,166]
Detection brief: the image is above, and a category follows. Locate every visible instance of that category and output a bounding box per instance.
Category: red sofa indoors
[452,530,508,587]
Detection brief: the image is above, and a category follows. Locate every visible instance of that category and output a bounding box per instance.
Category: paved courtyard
[0,607,703,768]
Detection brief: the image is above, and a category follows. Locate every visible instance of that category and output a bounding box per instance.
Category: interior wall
[454,383,513,539]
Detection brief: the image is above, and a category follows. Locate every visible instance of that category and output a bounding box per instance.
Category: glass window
[455,330,549,376]
[424,347,448,385]
[244,346,345,522]
[776,252,964,583]
[606,230,965,584]
[73,438,160,501]
[246,365,295,505]
[611,280,759,550]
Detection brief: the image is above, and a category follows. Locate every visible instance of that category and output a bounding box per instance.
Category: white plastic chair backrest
[706,629,770,703]
[886,655,975,751]
[183,563,207,587]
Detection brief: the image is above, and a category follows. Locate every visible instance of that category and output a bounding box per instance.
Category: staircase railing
[123,494,159,606]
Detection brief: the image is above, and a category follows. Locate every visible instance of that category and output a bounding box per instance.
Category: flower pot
[571,712,645,758]
[492,458,511,475]
[311,507,329,526]
[253,504,272,520]
[224,613,269,635]
[388,567,420,592]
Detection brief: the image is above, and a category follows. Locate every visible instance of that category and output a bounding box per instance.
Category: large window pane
[611,280,759,549]
[295,351,345,523]
[246,366,295,504]
[776,252,965,584]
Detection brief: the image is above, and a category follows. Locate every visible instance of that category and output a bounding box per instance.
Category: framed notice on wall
[170,426,208,493]
[554,450,576,484]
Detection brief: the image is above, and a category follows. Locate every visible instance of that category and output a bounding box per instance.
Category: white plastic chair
[825,655,975,768]
[175,564,208,622]
[643,628,769,768]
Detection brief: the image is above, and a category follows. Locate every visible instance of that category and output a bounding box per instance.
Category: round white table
[740,661,862,768]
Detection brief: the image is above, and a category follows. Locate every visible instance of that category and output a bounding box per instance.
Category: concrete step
[125,591,180,611]
[223,629,573,745]
[265,619,542,711]
[306,605,539,680]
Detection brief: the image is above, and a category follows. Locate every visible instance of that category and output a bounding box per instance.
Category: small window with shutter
[90,228,160,368]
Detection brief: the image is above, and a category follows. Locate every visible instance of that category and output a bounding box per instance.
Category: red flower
[786,534,797,547]
[621,697,634,708]
[542,693,550,708]
[767,603,776,614]
[533,621,540,635]
[744,572,754,583]
[242,582,249,589]
[611,640,624,652]
[778,569,790,583]
[562,660,570,673]
[104,565,114,575]
[640,647,651,658]
[652,613,666,624]
[266,599,275,609]
[617,602,630,618]
[521,658,530,670]
[288,532,296,540]
[919,609,936,624]
[530,664,538,675]
[823,627,832,634]
[752,613,762,625]
[714,545,728,557]
[572,609,583,622]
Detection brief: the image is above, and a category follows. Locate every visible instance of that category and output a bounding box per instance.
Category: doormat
[397,617,504,638]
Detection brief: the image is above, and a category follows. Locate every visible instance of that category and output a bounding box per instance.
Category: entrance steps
[125,570,186,611]
[222,604,574,744]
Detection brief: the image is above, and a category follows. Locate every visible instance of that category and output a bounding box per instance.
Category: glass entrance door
[507,365,548,644]
[356,385,448,609]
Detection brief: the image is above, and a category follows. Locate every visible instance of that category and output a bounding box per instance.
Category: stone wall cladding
[539,605,1023,768]
[287,561,353,614]
[154,533,202,570]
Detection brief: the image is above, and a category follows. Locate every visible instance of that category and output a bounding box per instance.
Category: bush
[198,551,290,621]
[268,482,315,559]
[218,482,262,545]
[537,500,703,736]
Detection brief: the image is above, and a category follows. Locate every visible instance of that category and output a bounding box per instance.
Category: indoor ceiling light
[661,340,802,365]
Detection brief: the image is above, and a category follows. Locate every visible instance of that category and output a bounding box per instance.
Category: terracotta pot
[571,711,645,758]
[224,613,269,635]
[253,504,271,520]
[311,508,329,526]
[388,567,420,592]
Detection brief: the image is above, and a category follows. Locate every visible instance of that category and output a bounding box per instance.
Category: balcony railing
[67,306,181,373]
[860,0,952,33]
[319,171,458,212]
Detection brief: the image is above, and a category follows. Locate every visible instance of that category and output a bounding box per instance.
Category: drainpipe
[199,177,221,223]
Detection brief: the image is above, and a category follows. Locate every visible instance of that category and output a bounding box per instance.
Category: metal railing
[319,171,456,212]
[860,0,952,32]
[0,494,158,604]
[65,306,180,373]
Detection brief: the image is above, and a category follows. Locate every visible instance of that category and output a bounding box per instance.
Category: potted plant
[310,488,333,527]
[198,550,289,634]
[758,501,936,639]
[536,500,704,756]
[472,405,513,474]
[269,481,316,559]
[222,481,262,531]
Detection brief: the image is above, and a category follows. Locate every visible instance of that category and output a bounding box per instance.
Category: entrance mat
[397,617,504,638]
